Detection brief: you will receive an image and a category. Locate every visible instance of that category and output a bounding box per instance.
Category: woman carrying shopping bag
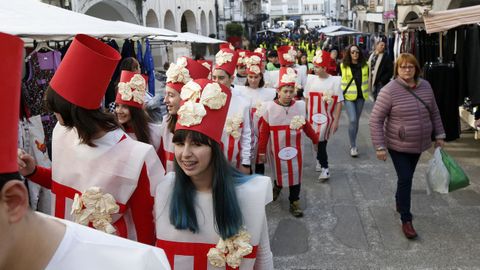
[369,53,445,239]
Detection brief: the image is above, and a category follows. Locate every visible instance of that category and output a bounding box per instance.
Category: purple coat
[369,78,446,154]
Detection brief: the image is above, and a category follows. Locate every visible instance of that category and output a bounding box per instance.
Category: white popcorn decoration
[216,50,234,66]
[312,50,324,65]
[290,115,306,130]
[283,47,297,63]
[71,187,120,234]
[322,90,334,104]
[166,57,191,84]
[177,100,207,127]
[200,83,228,110]
[280,68,297,84]
[225,115,243,139]
[207,229,253,269]
[246,55,261,67]
[180,81,202,101]
[248,65,261,75]
[118,74,146,103]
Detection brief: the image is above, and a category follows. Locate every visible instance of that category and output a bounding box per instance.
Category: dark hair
[169,130,244,239]
[267,50,278,58]
[167,114,177,134]
[342,45,366,67]
[0,172,22,191]
[245,73,265,88]
[119,57,140,72]
[45,87,120,147]
[119,106,152,145]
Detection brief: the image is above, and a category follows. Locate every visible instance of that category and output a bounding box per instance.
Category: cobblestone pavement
[267,100,480,270]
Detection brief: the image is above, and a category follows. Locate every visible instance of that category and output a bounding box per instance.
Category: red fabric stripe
[158,139,167,169]
[113,216,128,238]
[51,181,127,221]
[272,129,283,187]
[228,135,235,162]
[296,129,303,183]
[285,128,294,186]
[156,239,258,270]
[167,152,175,161]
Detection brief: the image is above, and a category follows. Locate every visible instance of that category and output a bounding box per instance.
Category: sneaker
[272,184,282,201]
[318,168,330,181]
[350,147,358,157]
[289,200,304,218]
[315,161,322,172]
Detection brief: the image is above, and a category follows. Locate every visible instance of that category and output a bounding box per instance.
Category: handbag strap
[400,82,432,115]
[342,77,354,96]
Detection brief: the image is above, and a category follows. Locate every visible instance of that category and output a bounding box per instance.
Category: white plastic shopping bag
[425,147,449,194]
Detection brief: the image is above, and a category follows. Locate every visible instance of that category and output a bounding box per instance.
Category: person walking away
[340,45,369,157]
[369,53,445,239]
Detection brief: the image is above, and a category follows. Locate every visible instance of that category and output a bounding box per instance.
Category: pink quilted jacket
[369,78,446,154]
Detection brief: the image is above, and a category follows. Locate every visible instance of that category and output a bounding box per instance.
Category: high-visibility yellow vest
[340,63,369,101]
[307,49,315,62]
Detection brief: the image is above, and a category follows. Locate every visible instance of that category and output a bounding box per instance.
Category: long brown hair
[45,87,120,147]
[123,106,152,145]
[167,114,178,134]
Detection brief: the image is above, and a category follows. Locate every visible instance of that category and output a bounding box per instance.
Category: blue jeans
[388,149,421,223]
[344,99,365,148]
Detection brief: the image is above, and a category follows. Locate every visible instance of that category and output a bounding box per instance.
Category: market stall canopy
[0,0,177,40]
[318,26,359,34]
[268,28,291,33]
[423,5,480,34]
[151,32,226,44]
[325,30,362,36]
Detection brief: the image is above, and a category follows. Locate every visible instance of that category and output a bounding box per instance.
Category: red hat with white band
[246,52,264,75]
[312,50,332,68]
[0,32,23,174]
[49,34,121,109]
[175,79,231,146]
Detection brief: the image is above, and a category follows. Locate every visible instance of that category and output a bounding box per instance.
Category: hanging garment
[465,25,480,105]
[136,40,145,74]
[22,50,61,158]
[424,64,460,141]
[144,39,156,96]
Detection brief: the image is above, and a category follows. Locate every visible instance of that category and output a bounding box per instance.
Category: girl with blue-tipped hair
[154,79,274,269]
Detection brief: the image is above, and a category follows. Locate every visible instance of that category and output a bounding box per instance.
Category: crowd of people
[0,28,449,269]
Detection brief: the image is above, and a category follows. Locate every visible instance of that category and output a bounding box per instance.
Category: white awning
[423,5,480,34]
[151,32,226,44]
[0,0,177,40]
[325,30,362,37]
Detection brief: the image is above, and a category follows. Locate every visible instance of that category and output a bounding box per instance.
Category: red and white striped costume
[237,85,276,164]
[304,75,344,141]
[155,173,273,270]
[221,88,252,168]
[263,65,307,89]
[158,115,175,174]
[29,124,164,245]
[258,100,318,187]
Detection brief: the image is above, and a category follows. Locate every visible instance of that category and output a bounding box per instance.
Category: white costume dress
[45,215,170,270]
[158,115,175,174]
[127,122,162,151]
[304,75,344,141]
[221,88,252,168]
[237,86,276,165]
[31,124,164,244]
[154,173,274,270]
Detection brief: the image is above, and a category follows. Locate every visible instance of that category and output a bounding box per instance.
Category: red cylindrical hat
[197,59,213,79]
[49,34,121,109]
[0,33,23,173]
[312,50,332,68]
[175,79,231,145]
[219,43,235,50]
[246,52,264,75]
[277,45,297,66]
[166,57,210,92]
[115,71,147,109]
[214,48,239,77]
[278,67,297,89]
